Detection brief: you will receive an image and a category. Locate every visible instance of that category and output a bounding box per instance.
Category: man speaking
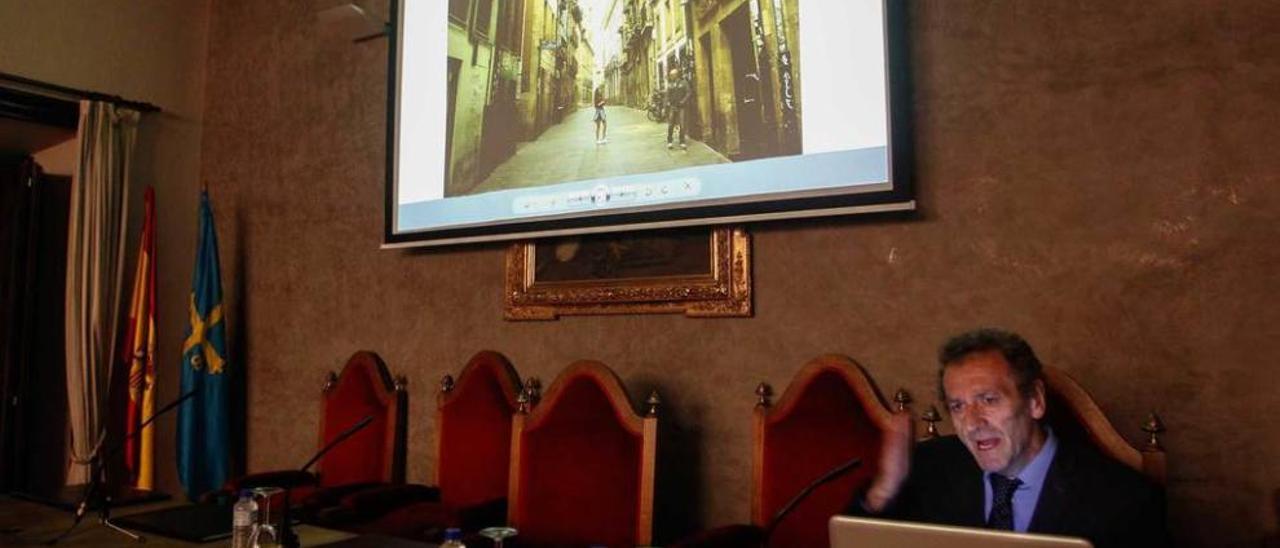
[852,328,1169,548]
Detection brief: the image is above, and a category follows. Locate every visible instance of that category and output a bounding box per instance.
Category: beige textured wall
[0,0,211,496]
[198,1,1280,546]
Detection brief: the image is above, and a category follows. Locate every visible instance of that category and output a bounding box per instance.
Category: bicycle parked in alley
[646,92,667,123]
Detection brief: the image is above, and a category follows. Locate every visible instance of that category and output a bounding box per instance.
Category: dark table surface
[0,494,437,547]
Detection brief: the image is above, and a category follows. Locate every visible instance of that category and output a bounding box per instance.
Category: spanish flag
[121,186,157,489]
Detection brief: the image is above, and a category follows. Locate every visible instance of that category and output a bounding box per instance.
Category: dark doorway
[722,4,766,160]
[1,84,75,503]
[538,66,551,133]
[699,33,719,147]
[679,46,701,141]
[478,71,518,184]
[0,155,71,498]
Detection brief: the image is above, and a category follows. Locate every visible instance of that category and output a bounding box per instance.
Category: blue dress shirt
[983,427,1058,532]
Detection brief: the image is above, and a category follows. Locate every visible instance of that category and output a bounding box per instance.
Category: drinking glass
[478,526,518,548]
[249,486,283,547]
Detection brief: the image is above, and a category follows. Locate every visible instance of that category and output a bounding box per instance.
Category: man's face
[942,350,1046,477]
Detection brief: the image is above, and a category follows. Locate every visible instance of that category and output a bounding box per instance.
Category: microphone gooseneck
[278,414,376,548]
[763,456,863,543]
[46,389,198,545]
[300,415,375,472]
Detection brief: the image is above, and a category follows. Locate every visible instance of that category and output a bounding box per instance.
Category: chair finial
[646,390,661,417]
[921,405,942,440]
[755,382,772,408]
[893,388,912,412]
[517,389,531,414]
[322,371,338,394]
[525,377,542,405]
[1141,412,1166,452]
[440,374,455,393]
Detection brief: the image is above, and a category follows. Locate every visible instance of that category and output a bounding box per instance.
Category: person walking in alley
[666,69,689,150]
[593,87,608,145]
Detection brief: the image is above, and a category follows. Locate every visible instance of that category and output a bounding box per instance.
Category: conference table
[0,495,434,547]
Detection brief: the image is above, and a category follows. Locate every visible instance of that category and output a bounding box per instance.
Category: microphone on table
[49,389,197,545]
[278,414,375,548]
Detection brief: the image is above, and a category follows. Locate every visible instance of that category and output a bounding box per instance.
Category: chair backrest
[508,360,657,547]
[435,350,522,507]
[1040,365,1166,485]
[753,355,895,548]
[316,351,406,487]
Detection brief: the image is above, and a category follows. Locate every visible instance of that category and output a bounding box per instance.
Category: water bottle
[231,489,259,548]
[440,527,467,548]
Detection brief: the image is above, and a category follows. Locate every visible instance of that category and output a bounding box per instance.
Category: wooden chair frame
[507,360,657,546]
[1041,365,1166,485]
[751,354,895,527]
[319,350,407,484]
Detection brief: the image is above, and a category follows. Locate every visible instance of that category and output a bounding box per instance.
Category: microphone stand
[277,415,374,548]
[762,457,862,546]
[46,390,197,545]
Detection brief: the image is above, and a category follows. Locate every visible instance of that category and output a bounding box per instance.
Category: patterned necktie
[987,474,1023,530]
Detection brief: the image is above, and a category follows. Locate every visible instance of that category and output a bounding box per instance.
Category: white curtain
[64,100,139,485]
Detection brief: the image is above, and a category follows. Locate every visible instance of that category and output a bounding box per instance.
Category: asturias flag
[121,186,158,489]
[175,189,230,500]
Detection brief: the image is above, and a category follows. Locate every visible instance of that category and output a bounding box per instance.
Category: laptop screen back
[829,516,1093,548]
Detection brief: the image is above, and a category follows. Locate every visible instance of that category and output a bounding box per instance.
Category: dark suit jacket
[850,435,1169,548]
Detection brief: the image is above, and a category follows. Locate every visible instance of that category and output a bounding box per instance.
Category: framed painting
[504,226,751,320]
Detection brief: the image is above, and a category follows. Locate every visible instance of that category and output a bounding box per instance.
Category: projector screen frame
[383,0,915,249]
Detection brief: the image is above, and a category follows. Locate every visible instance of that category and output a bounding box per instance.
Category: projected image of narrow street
[443,0,801,197]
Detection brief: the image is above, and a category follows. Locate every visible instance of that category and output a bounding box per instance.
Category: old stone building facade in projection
[444,0,800,196]
[690,0,800,160]
[596,0,802,160]
[446,0,591,196]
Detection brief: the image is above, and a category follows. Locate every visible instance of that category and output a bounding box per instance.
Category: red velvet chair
[327,351,523,539]
[673,354,894,548]
[507,360,658,547]
[223,350,407,516]
[752,355,894,548]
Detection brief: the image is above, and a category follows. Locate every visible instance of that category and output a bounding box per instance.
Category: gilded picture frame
[505,226,752,320]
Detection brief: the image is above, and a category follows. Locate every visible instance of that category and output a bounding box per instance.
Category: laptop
[830,516,1093,548]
